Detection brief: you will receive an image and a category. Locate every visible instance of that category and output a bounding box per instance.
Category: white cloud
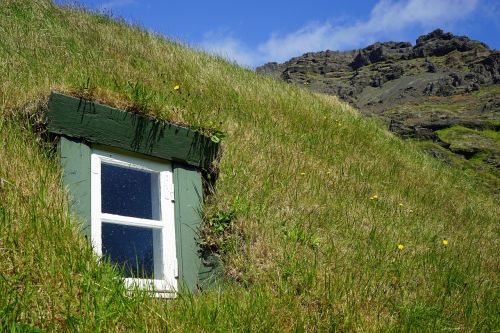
[199,0,478,68]
[99,0,135,10]
[199,32,256,67]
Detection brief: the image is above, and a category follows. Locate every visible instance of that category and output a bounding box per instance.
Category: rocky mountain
[257,29,500,194]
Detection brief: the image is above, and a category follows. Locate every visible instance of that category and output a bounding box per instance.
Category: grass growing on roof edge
[0,0,499,331]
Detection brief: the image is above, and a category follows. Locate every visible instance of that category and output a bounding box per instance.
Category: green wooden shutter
[173,164,222,292]
[173,164,204,292]
[58,137,92,240]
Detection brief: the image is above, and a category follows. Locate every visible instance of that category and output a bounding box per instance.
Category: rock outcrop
[257,29,500,194]
[257,29,498,107]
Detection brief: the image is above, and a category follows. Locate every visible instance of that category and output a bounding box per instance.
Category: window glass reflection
[101,163,159,219]
[102,223,162,279]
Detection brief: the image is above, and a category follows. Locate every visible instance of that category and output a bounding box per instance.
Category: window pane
[101,163,159,219]
[102,223,162,279]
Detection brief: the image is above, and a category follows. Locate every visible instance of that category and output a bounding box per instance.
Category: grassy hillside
[0,1,498,331]
[257,31,500,198]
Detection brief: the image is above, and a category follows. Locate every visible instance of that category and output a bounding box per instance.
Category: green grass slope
[0,1,498,331]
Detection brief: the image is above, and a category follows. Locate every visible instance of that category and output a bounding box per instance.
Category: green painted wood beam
[172,164,223,292]
[48,92,219,171]
[173,164,204,292]
[58,137,92,240]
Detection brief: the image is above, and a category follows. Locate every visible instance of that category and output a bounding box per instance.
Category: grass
[416,102,465,113]
[0,1,499,331]
[435,126,500,183]
[472,84,500,98]
[414,140,500,194]
[437,126,499,153]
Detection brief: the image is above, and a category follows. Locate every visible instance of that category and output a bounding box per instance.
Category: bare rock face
[350,42,413,69]
[257,29,498,106]
[256,29,500,194]
[412,29,488,58]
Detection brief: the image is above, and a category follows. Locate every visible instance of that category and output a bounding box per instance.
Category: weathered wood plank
[48,92,219,170]
[173,163,204,292]
[58,137,92,240]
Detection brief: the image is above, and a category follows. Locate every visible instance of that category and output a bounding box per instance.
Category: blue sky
[61,0,500,68]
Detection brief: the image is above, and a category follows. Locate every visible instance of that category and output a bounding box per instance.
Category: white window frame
[90,148,177,296]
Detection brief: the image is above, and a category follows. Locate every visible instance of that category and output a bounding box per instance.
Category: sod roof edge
[47,92,220,171]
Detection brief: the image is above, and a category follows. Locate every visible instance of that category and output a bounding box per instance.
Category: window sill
[123,278,177,299]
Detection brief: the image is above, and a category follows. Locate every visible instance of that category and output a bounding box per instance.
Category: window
[50,92,221,294]
[90,148,177,294]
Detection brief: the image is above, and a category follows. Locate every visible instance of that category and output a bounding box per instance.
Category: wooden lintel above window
[47,92,219,171]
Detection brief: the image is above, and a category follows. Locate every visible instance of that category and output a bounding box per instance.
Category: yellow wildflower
[370,194,379,201]
[300,172,306,176]
[398,244,405,250]
[442,239,449,246]
[399,203,404,207]
[173,84,180,91]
